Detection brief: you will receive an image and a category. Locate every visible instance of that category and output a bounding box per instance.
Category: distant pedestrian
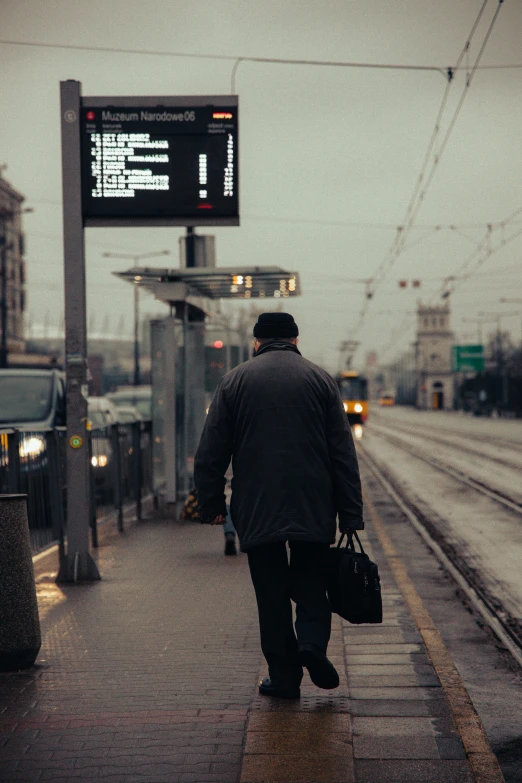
[195,313,363,698]
[223,507,237,556]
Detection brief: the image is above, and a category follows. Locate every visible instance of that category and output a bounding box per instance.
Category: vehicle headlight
[354,403,363,413]
[353,424,363,440]
[91,454,108,467]
[19,435,46,458]
[343,402,349,412]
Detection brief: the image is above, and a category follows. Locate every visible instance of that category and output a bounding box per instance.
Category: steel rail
[368,425,522,515]
[372,410,522,454]
[359,445,522,670]
[370,418,522,473]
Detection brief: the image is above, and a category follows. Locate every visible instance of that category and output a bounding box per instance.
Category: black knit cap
[253,312,299,339]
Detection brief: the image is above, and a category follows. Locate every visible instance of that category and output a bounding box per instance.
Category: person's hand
[210,514,225,525]
[339,524,357,535]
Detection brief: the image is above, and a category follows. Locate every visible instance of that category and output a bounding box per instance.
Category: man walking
[194,313,363,698]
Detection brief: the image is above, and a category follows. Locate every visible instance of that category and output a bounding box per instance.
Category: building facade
[0,172,27,356]
[415,303,454,410]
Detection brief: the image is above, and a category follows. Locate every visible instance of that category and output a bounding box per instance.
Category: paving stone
[337,698,454,718]
[344,644,424,655]
[353,735,440,759]
[347,663,433,675]
[344,654,429,665]
[240,753,355,782]
[343,633,423,645]
[348,674,441,687]
[349,687,443,700]
[354,759,474,782]
[353,716,439,736]
[436,736,467,760]
[246,711,352,737]
[244,729,352,755]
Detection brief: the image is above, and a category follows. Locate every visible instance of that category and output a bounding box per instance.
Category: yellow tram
[335,371,369,425]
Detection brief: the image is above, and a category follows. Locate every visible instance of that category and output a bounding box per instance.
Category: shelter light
[245,276,253,289]
[232,275,244,285]
[230,284,238,293]
[288,277,296,292]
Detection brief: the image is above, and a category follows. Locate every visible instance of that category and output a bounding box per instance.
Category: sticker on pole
[69,435,83,449]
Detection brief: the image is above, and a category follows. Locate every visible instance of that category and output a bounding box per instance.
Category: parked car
[87,396,120,429]
[0,369,66,430]
[0,369,66,470]
[115,404,143,424]
[87,397,120,503]
[107,386,152,419]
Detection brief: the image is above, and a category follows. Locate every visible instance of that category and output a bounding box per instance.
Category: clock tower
[415,303,454,410]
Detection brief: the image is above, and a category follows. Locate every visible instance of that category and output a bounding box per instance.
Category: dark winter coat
[194,341,363,551]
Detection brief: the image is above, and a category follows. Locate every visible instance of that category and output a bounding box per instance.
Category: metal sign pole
[57,79,100,582]
[134,283,140,386]
[0,218,7,368]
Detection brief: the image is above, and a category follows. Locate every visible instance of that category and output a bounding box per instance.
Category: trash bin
[0,495,41,671]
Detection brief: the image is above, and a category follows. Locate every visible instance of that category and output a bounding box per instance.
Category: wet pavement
[0,490,503,782]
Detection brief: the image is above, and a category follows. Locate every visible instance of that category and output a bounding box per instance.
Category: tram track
[368,423,522,514]
[359,441,522,670]
[370,416,522,474]
[372,410,522,455]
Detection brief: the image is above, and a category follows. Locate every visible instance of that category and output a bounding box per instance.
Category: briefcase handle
[337,530,365,554]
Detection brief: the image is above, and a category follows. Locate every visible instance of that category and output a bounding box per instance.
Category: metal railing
[0,421,152,553]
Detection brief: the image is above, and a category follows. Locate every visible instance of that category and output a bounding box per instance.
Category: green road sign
[452,344,485,372]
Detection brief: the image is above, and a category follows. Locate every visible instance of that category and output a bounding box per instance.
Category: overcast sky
[1,0,521,370]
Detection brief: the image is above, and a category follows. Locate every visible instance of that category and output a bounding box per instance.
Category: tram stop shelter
[114,265,301,507]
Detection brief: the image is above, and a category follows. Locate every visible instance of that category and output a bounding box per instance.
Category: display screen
[80,102,238,225]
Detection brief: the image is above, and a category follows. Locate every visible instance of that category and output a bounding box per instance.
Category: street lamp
[461,316,495,344]
[478,310,520,407]
[102,250,170,385]
[0,206,34,368]
[499,297,522,349]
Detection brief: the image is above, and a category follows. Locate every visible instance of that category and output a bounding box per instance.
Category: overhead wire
[378,210,522,364]
[350,0,504,339]
[0,37,518,74]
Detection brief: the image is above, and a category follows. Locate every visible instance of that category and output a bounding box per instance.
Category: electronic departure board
[80,96,239,226]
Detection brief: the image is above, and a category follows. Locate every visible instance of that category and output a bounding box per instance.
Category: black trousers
[247,540,331,687]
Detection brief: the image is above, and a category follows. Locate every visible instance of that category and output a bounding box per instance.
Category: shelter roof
[114,265,301,301]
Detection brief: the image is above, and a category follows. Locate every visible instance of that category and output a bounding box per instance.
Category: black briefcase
[327,531,383,624]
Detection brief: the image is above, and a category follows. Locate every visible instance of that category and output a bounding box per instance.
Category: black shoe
[298,644,339,689]
[224,537,237,555]
[258,677,300,699]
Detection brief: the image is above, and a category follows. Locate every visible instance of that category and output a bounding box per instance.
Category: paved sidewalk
[1,515,261,783]
[238,503,477,783]
[0,491,498,783]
